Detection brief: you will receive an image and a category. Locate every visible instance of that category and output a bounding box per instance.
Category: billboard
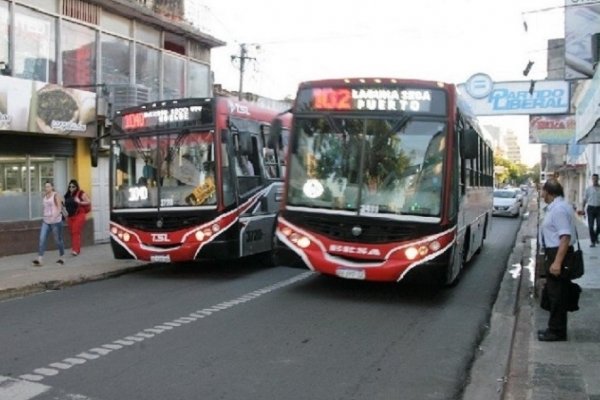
[565,0,600,79]
[529,115,575,144]
[0,75,96,137]
[458,74,570,116]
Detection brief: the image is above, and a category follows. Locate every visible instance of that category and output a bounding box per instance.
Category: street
[0,217,521,400]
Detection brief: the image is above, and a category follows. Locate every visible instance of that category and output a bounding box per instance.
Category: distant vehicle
[268,77,493,286]
[493,189,521,217]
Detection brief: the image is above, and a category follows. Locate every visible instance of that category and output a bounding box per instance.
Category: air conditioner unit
[108,84,150,117]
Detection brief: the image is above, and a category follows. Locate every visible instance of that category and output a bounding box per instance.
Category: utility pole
[231,43,257,100]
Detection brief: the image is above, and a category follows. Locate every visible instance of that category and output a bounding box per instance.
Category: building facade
[0,0,224,256]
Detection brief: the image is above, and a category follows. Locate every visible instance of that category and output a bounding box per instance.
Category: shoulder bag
[561,228,584,280]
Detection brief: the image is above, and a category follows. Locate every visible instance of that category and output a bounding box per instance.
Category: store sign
[576,67,600,143]
[0,75,96,137]
[458,76,570,116]
[529,115,576,144]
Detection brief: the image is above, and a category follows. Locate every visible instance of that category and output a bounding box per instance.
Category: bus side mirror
[268,118,283,149]
[91,139,99,168]
[462,128,478,160]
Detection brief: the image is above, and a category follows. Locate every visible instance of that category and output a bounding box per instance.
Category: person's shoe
[538,330,567,342]
[56,259,64,265]
[71,252,79,256]
[32,260,42,266]
[591,243,596,248]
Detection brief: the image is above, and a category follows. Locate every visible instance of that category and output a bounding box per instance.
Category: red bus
[106,97,289,263]
[269,78,493,285]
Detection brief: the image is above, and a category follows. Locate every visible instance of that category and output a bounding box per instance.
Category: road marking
[16,272,312,385]
[0,376,50,400]
[0,375,94,400]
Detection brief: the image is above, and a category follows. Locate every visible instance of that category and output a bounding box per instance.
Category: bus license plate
[335,268,366,280]
[151,255,171,263]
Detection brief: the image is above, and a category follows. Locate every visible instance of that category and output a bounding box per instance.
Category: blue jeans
[38,221,65,257]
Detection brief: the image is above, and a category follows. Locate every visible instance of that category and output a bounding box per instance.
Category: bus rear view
[271,78,493,285]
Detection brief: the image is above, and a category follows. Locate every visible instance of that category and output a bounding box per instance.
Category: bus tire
[445,241,465,287]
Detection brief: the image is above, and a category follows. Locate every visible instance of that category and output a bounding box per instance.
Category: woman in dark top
[64,179,91,256]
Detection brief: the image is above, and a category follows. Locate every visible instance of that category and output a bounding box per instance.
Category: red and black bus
[269,78,493,285]
[107,97,289,263]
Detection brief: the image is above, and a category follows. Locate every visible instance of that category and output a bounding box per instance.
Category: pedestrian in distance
[33,181,65,266]
[64,179,91,256]
[582,173,600,247]
[538,179,576,342]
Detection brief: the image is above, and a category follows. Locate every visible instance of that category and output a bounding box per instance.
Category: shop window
[164,31,185,56]
[135,43,160,101]
[0,157,68,222]
[23,0,59,14]
[135,22,160,47]
[101,33,131,85]
[14,6,57,83]
[101,10,131,37]
[187,60,210,97]
[163,53,184,100]
[62,21,96,87]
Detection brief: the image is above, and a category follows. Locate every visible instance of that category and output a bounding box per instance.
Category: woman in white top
[33,181,65,266]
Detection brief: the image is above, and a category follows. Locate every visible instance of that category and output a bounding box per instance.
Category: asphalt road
[0,217,521,400]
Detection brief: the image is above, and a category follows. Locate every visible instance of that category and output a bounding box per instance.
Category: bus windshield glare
[287,117,446,217]
[112,131,217,209]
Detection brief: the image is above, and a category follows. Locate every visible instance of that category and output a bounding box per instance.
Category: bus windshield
[287,117,446,217]
[112,131,217,209]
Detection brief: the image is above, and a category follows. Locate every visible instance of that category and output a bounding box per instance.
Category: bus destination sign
[117,104,213,132]
[299,87,446,114]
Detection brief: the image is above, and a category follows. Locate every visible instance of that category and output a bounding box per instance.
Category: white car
[493,189,521,217]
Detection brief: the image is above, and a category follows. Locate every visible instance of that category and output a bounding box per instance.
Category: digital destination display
[116,102,213,132]
[297,86,446,115]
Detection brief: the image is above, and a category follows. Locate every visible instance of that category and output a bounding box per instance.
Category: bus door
[230,126,275,257]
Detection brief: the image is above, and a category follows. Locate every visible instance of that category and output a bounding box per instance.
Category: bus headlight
[405,247,419,260]
[297,237,311,248]
[281,227,292,236]
[123,232,131,242]
[429,240,441,252]
[195,231,205,241]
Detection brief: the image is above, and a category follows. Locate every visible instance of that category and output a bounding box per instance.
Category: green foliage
[494,155,537,185]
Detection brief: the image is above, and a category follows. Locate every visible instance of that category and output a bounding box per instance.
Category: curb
[462,203,535,400]
[0,263,150,302]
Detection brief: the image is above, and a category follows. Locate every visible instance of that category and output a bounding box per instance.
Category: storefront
[0,75,95,256]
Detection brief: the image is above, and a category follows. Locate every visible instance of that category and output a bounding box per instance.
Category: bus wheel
[445,242,464,287]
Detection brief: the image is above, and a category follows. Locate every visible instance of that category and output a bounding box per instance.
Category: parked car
[493,189,521,218]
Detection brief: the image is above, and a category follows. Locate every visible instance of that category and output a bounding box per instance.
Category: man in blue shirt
[538,179,576,341]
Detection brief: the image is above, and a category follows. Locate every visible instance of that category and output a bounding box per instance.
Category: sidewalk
[506,212,600,400]
[463,194,600,400]
[0,243,146,301]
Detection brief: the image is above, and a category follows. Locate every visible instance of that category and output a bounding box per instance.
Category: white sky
[188,0,566,166]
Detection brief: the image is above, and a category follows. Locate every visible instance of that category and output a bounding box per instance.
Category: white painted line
[0,375,50,400]
[32,368,58,377]
[18,272,313,385]
[49,362,72,370]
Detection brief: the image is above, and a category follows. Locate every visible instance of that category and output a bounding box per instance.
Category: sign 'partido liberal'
[457,73,570,116]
